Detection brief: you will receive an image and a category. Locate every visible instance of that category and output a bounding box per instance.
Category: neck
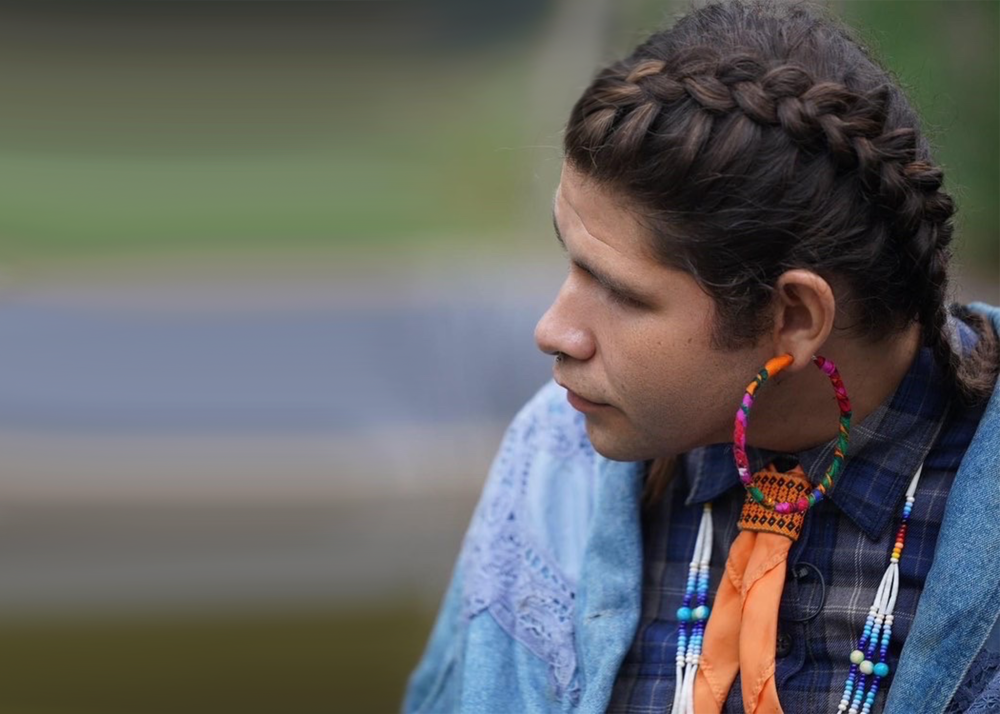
[746,324,923,454]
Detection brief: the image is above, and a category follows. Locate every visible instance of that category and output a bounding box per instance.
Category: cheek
[613,313,709,391]
[602,318,705,415]
[610,316,747,442]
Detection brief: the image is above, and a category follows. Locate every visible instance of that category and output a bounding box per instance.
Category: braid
[576,47,942,235]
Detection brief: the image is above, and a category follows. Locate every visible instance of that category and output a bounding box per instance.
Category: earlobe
[771,270,836,371]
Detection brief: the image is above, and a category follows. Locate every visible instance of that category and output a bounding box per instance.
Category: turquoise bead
[873,662,890,677]
[677,607,692,622]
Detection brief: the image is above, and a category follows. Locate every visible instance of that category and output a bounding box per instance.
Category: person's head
[534,0,997,462]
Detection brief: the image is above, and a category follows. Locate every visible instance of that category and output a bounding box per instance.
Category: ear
[770,269,836,372]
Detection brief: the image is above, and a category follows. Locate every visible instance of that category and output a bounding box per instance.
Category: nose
[534,280,596,362]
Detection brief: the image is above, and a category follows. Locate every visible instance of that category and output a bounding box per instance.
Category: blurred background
[0,1,994,712]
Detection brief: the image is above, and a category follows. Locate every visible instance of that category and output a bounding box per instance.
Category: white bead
[850,650,865,664]
[860,660,875,675]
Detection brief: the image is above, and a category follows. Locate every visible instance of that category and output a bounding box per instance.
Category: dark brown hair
[564,0,997,411]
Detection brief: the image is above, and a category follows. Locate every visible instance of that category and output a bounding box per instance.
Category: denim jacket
[404,302,1000,714]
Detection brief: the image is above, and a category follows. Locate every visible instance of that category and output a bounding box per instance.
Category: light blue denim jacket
[404,302,1000,714]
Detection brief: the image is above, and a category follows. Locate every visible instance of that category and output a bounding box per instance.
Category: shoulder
[458,378,603,695]
[963,302,1000,445]
[968,301,1000,329]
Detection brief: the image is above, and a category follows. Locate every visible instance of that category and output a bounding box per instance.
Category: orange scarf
[693,462,812,714]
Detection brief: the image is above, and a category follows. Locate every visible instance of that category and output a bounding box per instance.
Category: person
[403,1,1000,712]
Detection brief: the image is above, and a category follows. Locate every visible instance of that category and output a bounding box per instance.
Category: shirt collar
[683,316,976,541]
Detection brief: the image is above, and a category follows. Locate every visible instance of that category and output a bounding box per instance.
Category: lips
[557,380,609,412]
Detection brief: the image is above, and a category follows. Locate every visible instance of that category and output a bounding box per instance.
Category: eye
[605,288,645,310]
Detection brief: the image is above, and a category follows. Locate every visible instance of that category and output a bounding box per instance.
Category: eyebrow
[551,211,652,305]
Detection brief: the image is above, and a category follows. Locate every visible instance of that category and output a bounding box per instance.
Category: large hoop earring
[732,353,852,513]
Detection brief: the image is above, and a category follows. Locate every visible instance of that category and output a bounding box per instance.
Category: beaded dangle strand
[836,462,924,714]
[672,503,713,714]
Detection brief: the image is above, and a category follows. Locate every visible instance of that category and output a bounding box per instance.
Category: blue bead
[874,662,890,677]
[677,607,692,622]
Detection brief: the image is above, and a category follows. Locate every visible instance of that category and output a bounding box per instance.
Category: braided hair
[564,0,997,406]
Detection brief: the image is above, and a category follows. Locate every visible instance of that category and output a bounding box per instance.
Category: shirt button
[776,630,793,657]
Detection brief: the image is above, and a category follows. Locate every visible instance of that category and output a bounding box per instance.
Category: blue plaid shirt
[608,318,998,713]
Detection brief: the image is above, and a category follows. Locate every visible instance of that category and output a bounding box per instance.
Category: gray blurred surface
[0,494,477,615]
[0,261,560,613]
[0,267,556,434]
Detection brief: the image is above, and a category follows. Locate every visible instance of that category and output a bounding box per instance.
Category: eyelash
[605,289,644,309]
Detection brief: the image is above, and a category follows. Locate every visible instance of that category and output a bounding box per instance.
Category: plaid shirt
[608,319,998,713]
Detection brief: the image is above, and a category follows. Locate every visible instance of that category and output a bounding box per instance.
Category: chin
[584,421,655,463]
[584,416,709,463]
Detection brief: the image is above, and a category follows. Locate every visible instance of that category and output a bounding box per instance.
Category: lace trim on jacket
[460,384,595,699]
[945,648,1000,714]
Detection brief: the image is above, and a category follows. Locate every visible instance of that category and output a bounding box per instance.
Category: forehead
[554,162,659,263]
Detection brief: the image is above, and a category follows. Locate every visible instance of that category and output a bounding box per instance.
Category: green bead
[750,487,764,502]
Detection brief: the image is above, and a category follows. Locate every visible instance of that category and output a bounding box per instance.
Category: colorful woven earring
[732,353,853,513]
